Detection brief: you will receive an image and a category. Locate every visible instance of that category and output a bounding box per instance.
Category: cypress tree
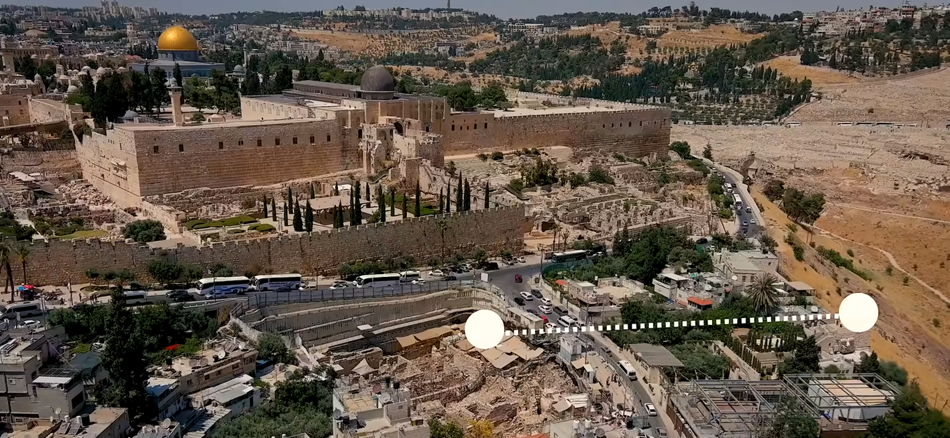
[262,197,268,217]
[439,188,444,214]
[456,174,463,209]
[463,179,471,211]
[287,187,293,206]
[293,201,303,232]
[334,182,340,196]
[349,189,356,226]
[484,181,490,209]
[445,180,452,214]
[389,187,396,216]
[414,181,421,216]
[305,200,313,232]
[366,182,371,203]
[378,187,386,222]
[335,202,344,228]
[354,180,361,204]
[309,183,315,199]
[402,193,408,219]
[283,202,289,227]
[271,198,277,221]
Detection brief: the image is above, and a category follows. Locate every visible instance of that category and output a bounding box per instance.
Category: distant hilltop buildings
[320,6,474,21]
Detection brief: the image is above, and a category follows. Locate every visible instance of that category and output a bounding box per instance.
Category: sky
[23,0,907,19]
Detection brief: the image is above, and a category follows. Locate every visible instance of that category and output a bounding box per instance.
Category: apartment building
[0,329,87,424]
[150,341,257,396]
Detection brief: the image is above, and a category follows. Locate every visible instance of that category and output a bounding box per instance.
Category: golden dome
[157,25,199,52]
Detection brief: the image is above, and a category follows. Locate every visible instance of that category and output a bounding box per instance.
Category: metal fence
[245,280,498,309]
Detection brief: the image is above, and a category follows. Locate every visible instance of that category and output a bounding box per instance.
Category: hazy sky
[26,0,905,19]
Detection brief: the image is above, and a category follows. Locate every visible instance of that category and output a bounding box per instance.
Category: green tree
[781,188,825,224]
[759,234,778,253]
[445,180,452,214]
[455,174,463,210]
[283,203,289,227]
[334,202,344,228]
[763,179,786,201]
[463,179,471,211]
[414,182,421,216]
[429,419,464,438]
[402,193,408,219]
[293,201,303,232]
[866,381,950,438]
[762,396,821,438]
[377,187,386,223]
[855,351,882,374]
[669,141,691,159]
[172,63,183,98]
[271,198,277,222]
[309,183,315,199]
[389,187,396,217]
[702,143,714,160]
[304,200,313,233]
[262,197,269,217]
[12,243,29,285]
[349,189,356,226]
[748,273,780,314]
[149,67,170,114]
[778,336,820,376]
[99,287,149,418]
[287,187,293,207]
[439,188,444,213]
[257,332,298,365]
[122,220,166,243]
[147,259,185,285]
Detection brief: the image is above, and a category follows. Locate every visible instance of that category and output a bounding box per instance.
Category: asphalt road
[718,171,760,237]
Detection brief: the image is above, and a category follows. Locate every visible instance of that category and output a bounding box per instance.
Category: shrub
[251,224,276,232]
[490,151,504,161]
[122,220,165,243]
[222,215,258,227]
[191,221,224,230]
[184,219,206,230]
[793,246,804,261]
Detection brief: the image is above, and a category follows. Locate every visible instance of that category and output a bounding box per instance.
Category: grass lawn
[53,230,109,240]
[389,194,439,216]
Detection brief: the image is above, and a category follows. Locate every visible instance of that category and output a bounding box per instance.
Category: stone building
[78,63,670,208]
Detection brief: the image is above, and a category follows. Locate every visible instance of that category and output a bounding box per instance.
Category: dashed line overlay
[504,313,840,337]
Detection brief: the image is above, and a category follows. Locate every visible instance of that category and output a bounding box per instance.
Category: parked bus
[733,194,743,207]
[618,360,638,380]
[198,276,250,298]
[399,271,421,283]
[355,273,402,288]
[250,274,303,292]
[2,301,44,319]
[551,250,589,263]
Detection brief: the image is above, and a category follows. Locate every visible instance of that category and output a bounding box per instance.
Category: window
[327,134,331,142]
[275,137,280,146]
[238,140,244,146]
[612,123,615,128]
[357,129,363,139]
[639,120,643,127]
[257,139,262,146]
[293,137,298,145]
[178,144,184,152]
[153,146,159,153]
[602,124,605,128]
[628,122,631,127]
[310,136,315,144]
[473,124,477,130]
[452,125,455,131]
[204,375,210,381]
[218,142,223,149]
[484,123,488,129]
[426,126,430,132]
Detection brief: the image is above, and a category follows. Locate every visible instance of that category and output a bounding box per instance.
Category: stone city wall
[505,91,656,111]
[15,204,525,285]
[0,149,79,175]
[28,98,81,125]
[444,108,671,158]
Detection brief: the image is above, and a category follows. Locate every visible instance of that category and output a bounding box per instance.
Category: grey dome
[122,110,138,119]
[359,66,395,93]
[66,85,78,94]
[233,65,245,73]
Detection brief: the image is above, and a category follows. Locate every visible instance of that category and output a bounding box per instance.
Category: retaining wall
[16,205,525,285]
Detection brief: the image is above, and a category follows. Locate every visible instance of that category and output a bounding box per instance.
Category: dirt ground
[787,66,950,123]
[761,56,860,87]
[658,24,764,49]
[754,188,950,414]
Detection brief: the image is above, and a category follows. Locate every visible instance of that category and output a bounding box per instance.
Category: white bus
[355,273,402,288]
[2,301,44,319]
[550,250,589,263]
[399,271,421,283]
[123,291,149,306]
[733,194,743,207]
[250,274,303,292]
[198,276,250,297]
[618,360,638,380]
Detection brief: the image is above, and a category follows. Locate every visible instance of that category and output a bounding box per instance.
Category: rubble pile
[57,180,115,209]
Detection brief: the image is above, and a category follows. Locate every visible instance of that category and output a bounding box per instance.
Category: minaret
[169,78,183,126]
[446,0,451,9]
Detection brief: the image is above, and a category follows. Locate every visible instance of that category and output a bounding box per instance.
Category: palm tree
[13,243,29,286]
[748,273,780,314]
[0,244,15,303]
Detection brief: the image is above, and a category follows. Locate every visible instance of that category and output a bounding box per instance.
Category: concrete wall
[444,108,671,158]
[13,204,524,285]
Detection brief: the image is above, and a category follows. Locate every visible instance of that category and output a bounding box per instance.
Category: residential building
[653,272,690,301]
[0,330,88,422]
[150,341,257,395]
[188,375,259,416]
[131,419,182,438]
[332,383,428,438]
[147,377,186,421]
[51,407,130,438]
[716,251,765,288]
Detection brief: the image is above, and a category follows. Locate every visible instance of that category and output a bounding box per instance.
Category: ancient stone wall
[0,149,79,175]
[16,205,525,285]
[443,108,671,158]
[28,98,80,125]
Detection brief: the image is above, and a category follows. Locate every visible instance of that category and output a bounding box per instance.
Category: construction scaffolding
[782,373,901,428]
[670,380,792,438]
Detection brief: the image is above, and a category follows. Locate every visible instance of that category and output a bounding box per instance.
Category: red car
[515,274,523,283]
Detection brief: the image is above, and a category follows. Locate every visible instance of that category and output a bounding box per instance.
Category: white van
[557,315,576,327]
[399,271,421,283]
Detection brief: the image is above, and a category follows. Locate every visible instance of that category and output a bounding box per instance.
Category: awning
[352,359,376,376]
[480,348,503,362]
[688,297,713,307]
[34,376,71,385]
[491,353,518,369]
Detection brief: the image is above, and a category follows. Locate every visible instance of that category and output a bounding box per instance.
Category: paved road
[718,170,760,238]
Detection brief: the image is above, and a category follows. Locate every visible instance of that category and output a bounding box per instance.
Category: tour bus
[399,271,421,283]
[198,276,250,298]
[618,360,638,380]
[123,291,150,306]
[550,250,589,263]
[733,194,743,208]
[250,274,303,292]
[354,273,402,288]
[2,301,44,319]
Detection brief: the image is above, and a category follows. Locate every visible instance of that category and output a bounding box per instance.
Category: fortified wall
[444,107,671,158]
[16,205,525,285]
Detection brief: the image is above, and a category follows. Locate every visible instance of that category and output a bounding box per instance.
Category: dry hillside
[761,56,860,88]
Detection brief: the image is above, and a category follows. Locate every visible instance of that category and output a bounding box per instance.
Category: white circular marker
[838,293,879,333]
[465,309,505,350]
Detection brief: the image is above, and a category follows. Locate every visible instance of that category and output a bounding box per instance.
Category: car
[750,218,757,224]
[741,220,749,227]
[544,322,557,331]
[520,291,535,301]
[554,306,568,315]
[515,257,526,263]
[166,289,189,298]
[741,227,749,234]
[644,403,658,416]
[18,320,40,330]
[526,309,539,316]
[655,428,668,438]
[428,269,445,278]
[443,275,457,281]
[329,281,351,290]
[168,292,195,302]
[514,297,525,306]
[538,305,553,314]
[530,288,542,298]
[540,315,548,324]
[540,297,552,306]
[411,279,425,285]
[514,274,523,283]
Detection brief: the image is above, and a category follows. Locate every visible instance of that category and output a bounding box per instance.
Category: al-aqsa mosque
[130,25,225,78]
